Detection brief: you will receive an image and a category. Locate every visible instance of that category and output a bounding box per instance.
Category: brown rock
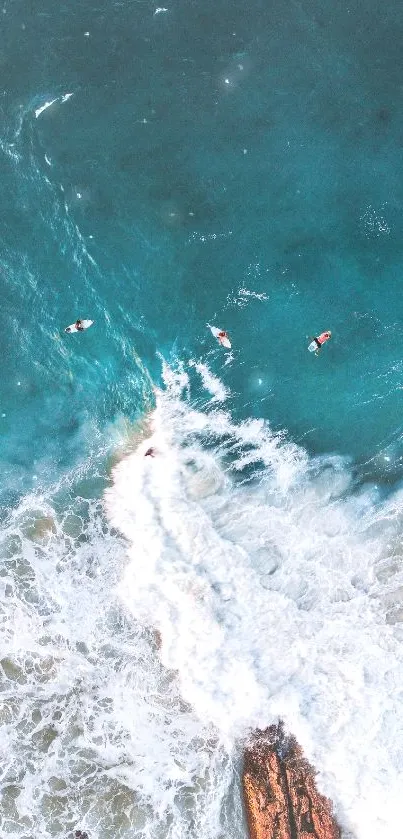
[243,723,340,839]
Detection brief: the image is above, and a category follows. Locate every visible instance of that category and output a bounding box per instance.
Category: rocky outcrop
[243,724,340,839]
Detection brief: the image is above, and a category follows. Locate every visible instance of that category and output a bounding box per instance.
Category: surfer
[308,330,332,354]
[207,324,232,348]
[65,318,94,333]
[217,330,230,347]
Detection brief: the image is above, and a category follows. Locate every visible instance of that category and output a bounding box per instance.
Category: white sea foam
[105,360,403,839]
[227,286,269,308]
[189,360,229,402]
[3,361,403,838]
[186,230,233,244]
[360,204,390,238]
[238,287,269,302]
[35,98,58,119]
[35,93,73,119]
[0,486,234,838]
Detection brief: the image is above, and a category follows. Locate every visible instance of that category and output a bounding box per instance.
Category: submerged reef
[243,724,340,839]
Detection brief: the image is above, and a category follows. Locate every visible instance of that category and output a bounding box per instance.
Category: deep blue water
[1,0,403,492]
[2,0,403,501]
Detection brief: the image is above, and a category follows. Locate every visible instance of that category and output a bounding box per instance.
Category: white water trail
[35,93,74,118]
[35,99,58,119]
[188,359,229,402]
[106,360,403,839]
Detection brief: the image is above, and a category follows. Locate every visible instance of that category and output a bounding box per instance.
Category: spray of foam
[35,93,74,119]
[106,359,403,839]
[226,286,269,308]
[188,360,229,402]
[0,484,237,838]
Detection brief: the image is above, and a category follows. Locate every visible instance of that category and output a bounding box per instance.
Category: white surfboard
[207,324,231,349]
[65,319,94,333]
[308,339,319,352]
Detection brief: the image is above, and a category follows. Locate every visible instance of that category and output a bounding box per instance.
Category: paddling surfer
[308,330,332,355]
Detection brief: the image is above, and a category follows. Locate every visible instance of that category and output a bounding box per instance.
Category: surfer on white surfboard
[207,324,232,349]
[217,330,230,347]
[307,330,332,355]
[65,319,94,334]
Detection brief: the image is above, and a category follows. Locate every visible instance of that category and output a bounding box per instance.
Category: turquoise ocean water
[2,1,403,837]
